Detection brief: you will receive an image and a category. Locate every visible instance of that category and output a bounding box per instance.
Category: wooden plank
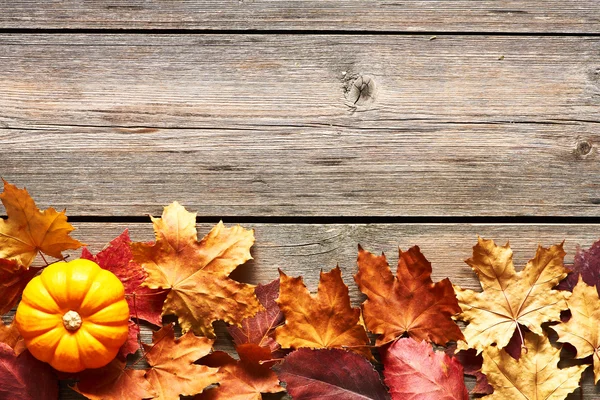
[0,1,599,33]
[3,222,600,398]
[1,34,600,217]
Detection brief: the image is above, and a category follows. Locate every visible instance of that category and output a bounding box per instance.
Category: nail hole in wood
[346,75,376,106]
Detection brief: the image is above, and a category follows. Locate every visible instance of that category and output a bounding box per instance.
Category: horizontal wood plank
[1,35,600,217]
[0,1,599,33]
[3,222,600,398]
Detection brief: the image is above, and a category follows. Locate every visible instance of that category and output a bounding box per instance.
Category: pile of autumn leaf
[2,180,600,400]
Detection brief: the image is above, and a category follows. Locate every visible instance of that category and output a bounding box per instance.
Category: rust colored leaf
[482,332,585,399]
[228,279,284,354]
[355,245,463,346]
[278,348,389,400]
[131,202,261,337]
[0,180,83,267]
[0,258,37,315]
[275,266,371,359]
[382,338,468,400]
[552,277,600,383]
[143,324,219,399]
[0,343,58,400]
[0,320,26,356]
[82,230,166,326]
[455,238,569,353]
[72,359,155,400]
[195,344,283,400]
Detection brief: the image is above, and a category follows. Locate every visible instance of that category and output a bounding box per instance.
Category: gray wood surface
[2,34,600,217]
[1,1,599,33]
[3,222,600,398]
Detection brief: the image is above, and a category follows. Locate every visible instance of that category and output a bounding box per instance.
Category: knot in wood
[577,140,592,156]
[346,75,376,106]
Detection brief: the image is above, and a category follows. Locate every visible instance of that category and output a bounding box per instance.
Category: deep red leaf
[382,338,468,400]
[278,348,389,400]
[557,240,600,294]
[81,229,166,325]
[118,320,141,359]
[0,343,58,400]
[228,279,284,354]
[445,345,492,395]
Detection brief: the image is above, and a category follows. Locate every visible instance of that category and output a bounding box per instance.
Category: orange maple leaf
[131,202,262,337]
[0,180,83,267]
[143,324,219,399]
[194,344,284,400]
[72,359,155,400]
[355,245,464,346]
[275,266,372,359]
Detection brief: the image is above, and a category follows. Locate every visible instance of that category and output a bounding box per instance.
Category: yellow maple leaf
[482,332,585,399]
[275,266,372,360]
[131,202,262,337]
[0,180,83,267]
[552,277,600,382]
[454,237,569,353]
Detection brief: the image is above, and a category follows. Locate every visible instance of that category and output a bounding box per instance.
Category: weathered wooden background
[1,1,600,398]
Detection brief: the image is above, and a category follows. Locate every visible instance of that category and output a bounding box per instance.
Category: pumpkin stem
[62,310,82,331]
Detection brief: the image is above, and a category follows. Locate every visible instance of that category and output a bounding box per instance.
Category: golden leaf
[482,333,585,399]
[455,237,569,353]
[0,180,83,267]
[552,277,600,382]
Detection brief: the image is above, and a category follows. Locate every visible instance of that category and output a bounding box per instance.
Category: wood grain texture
[2,34,600,217]
[3,222,600,398]
[0,1,599,33]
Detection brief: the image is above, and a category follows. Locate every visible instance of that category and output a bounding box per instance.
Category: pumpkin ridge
[67,261,102,310]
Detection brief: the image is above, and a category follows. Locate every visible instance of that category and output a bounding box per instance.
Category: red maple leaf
[0,343,58,400]
[382,338,468,400]
[81,229,166,325]
[227,279,284,354]
[277,348,389,400]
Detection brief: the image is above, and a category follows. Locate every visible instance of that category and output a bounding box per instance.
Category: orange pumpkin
[15,259,130,372]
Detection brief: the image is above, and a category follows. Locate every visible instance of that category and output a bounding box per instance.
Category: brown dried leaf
[143,324,219,399]
[131,202,261,337]
[275,266,372,359]
[72,359,155,400]
[0,258,37,315]
[355,245,463,346]
[194,344,283,400]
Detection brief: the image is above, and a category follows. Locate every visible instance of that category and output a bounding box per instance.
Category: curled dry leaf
[0,343,58,400]
[454,237,569,353]
[481,333,585,399]
[552,277,600,383]
[0,180,83,267]
[355,245,463,346]
[382,338,468,400]
[131,202,261,337]
[143,324,220,399]
[194,344,284,400]
[228,279,284,354]
[0,258,37,315]
[82,230,167,326]
[278,348,389,400]
[72,359,155,400]
[275,266,372,359]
